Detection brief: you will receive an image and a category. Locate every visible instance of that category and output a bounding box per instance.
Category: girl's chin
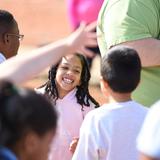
[61,86,74,92]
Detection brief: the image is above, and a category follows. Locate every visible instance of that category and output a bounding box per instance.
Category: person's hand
[69,137,79,154]
[67,21,98,57]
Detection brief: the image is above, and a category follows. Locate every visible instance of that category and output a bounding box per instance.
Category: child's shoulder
[84,103,110,118]
[86,101,147,117]
[131,101,148,112]
[82,104,114,128]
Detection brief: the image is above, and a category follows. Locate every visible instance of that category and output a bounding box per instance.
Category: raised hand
[67,21,98,57]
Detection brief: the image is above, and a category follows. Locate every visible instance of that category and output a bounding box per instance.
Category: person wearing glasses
[0,10,24,63]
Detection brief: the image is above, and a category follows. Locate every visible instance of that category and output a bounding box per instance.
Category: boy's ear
[100,76,109,96]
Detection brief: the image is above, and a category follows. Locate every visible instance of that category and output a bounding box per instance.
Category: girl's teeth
[63,78,73,84]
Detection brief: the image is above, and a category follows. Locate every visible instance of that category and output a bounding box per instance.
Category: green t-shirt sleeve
[97,0,160,56]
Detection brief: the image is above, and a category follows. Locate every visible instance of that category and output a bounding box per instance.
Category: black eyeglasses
[7,33,24,41]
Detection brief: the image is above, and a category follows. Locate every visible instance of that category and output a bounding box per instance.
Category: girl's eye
[61,66,68,70]
[73,70,80,74]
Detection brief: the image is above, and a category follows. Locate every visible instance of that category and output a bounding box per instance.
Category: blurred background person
[0,10,23,63]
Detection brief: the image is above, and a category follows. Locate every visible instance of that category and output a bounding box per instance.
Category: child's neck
[108,92,132,103]
[58,88,75,99]
[59,92,68,99]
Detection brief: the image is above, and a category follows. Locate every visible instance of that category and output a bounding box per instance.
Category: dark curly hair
[38,53,99,110]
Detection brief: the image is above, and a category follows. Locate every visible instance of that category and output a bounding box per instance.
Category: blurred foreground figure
[0,80,58,160]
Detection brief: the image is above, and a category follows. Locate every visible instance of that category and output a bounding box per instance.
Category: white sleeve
[72,111,99,160]
[137,101,160,158]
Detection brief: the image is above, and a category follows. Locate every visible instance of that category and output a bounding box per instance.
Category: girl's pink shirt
[66,0,104,29]
[48,89,95,160]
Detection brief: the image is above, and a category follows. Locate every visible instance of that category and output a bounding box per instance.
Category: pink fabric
[66,0,104,29]
[48,89,94,160]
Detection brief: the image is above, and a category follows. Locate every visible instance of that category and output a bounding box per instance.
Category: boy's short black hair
[101,46,141,93]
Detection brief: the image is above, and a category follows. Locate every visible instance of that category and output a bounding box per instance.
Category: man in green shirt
[97,0,160,106]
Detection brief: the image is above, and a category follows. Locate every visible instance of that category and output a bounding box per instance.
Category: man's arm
[0,22,97,84]
[97,0,160,67]
[121,38,160,67]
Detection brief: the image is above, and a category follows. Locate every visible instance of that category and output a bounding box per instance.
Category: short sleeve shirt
[97,0,160,106]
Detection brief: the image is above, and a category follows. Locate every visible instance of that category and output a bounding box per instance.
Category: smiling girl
[36,53,99,160]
